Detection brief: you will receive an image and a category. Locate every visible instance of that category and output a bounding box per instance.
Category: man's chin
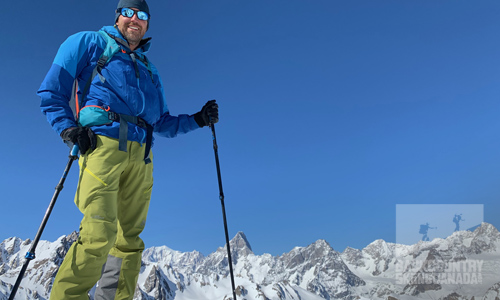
[125,33,143,45]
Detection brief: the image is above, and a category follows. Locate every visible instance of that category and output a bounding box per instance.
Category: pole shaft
[210,124,237,300]
[8,148,78,300]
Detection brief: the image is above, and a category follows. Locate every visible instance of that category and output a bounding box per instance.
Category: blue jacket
[38,25,200,145]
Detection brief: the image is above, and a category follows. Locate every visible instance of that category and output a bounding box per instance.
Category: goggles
[118,8,150,21]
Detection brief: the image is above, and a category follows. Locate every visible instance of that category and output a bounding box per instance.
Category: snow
[463,237,473,247]
[1,223,500,300]
[300,267,316,290]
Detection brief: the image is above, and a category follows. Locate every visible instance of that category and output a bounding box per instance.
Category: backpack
[73,30,153,164]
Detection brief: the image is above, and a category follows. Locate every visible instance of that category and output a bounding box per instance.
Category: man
[37,0,218,299]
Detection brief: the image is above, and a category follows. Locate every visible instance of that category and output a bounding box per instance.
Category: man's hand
[60,127,97,155]
[193,100,219,127]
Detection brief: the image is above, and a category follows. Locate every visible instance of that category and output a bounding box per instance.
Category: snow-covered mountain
[1,223,499,300]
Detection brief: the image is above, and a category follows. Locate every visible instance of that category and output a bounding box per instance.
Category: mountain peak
[474,222,500,236]
[230,231,253,255]
[313,239,331,248]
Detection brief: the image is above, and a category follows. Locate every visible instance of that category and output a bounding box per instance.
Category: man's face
[115,8,148,48]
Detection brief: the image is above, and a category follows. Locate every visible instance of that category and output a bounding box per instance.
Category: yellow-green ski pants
[50,135,153,300]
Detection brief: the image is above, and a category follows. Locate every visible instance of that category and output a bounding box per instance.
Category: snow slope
[1,224,499,300]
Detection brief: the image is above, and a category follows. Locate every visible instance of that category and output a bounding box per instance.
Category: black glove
[60,127,97,155]
[193,100,219,127]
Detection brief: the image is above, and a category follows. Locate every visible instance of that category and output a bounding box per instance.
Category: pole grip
[70,144,79,157]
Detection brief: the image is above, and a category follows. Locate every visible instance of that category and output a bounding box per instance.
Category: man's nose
[130,13,140,21]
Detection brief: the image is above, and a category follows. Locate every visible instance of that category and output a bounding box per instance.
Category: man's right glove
[193,100,219,127]
[60,127,97,155]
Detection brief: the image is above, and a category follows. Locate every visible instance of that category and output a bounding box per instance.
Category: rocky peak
[229,231,253,256]
[474,222,499,236]
[364,239,392,257]
[341,247,365,268]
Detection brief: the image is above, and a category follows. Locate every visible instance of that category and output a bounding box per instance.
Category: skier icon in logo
[453,213,465,231]
[419,222,437,241]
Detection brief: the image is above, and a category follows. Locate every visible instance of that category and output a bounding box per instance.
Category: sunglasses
[118,8,150,21]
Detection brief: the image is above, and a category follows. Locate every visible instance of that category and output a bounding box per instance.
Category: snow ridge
[0,224,499,300]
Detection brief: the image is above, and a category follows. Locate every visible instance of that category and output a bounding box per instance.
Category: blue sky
[0,0,499,256]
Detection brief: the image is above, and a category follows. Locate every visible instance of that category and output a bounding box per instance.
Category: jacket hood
[101,25,152,54]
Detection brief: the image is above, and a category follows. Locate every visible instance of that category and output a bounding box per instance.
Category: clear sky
[0,0,499,257]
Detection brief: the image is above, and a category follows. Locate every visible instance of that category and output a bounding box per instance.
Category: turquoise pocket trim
[78,106,112,127]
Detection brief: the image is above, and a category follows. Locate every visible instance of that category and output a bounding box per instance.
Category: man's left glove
[60,127,97,155]
[193,100,219,127]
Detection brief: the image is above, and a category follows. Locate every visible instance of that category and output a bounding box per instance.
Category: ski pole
[209,121,237,300]
[8,145,79,300]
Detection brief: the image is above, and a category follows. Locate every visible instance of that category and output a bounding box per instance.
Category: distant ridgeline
[1,224,500,300]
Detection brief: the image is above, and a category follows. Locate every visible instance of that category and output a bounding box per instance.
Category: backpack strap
[133,53,155,84]
[76,30,120,121]
[108,112,153,164]
[97,31,121,66]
